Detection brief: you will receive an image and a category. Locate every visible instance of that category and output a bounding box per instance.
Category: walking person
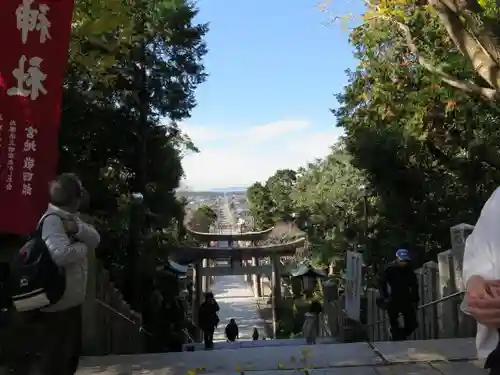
[9,173,100,375]
[225,318,239,342]
[198,291,219,349]
[377,249,419,341]
[252,327,259,341]
[302,301,322,344]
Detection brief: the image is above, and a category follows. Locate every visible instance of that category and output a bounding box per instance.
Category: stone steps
[75,338,480,375]
[182,337,338,351]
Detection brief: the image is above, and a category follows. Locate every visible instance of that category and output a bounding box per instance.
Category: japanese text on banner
[0,0,75,235]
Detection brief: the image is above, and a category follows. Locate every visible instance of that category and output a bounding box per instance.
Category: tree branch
[390,18,498,100]
[428,0,500,91]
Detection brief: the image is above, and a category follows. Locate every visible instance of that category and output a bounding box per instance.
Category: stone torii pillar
[194,259,203,341]
[251,256,262,297]
[202,258,208,292]
[202,241,210,292]
[271,253,282,338]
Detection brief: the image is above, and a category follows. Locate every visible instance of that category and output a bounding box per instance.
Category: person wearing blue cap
[377,248,419,341]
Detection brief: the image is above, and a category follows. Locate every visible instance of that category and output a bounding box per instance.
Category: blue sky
[180,0,365,190]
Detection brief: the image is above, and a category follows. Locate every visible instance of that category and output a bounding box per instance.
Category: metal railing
[320,290,466,342]
[365,290,465,329]
[95,298,151,335]
[96,298,198,344]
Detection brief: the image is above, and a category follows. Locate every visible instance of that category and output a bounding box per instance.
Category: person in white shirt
[463,186,500,374]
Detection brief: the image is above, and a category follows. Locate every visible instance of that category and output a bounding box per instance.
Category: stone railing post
[366,288,377,342]
[450,223,476,337]
[422,261,438,339]
[437,250,458,338]
[450,223,474,292]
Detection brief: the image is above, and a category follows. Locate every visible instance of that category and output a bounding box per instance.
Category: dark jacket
[225,322,238,341]
[378,263,419,304]
[198,300,220,331]
[252,329,259,340]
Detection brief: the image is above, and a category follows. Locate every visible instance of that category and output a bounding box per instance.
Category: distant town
[178,188,251,231]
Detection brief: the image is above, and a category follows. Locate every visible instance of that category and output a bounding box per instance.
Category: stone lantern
[288,261,327,297]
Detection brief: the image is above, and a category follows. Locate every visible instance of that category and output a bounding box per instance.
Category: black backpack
[9,213,66,312]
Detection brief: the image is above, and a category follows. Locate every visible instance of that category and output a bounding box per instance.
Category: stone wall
[323,223,477,342]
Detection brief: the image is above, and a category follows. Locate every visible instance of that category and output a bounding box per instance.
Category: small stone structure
[323,223,477,342]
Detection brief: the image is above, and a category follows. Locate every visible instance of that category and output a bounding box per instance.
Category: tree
[250,0,500,279]
[58,0,208,316]
[265,169,297,222]
[322,0,500,100]
[247,182,276,229]
[290,144,370,263]
[332,1,500,266]
[188,205,217,232]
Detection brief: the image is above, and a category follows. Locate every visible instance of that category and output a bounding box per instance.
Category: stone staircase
[182,337,338,352]
[76,337,481,375]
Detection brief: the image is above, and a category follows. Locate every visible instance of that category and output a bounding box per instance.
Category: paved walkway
[77,338,483,374]
[210,274,267,341]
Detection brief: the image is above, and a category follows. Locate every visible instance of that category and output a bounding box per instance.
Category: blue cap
[396,248,411,261]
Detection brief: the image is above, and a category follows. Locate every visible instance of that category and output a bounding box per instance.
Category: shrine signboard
[0,0,75,235]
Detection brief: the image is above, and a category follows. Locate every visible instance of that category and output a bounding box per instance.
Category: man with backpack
[10,173,100,375]
[377,248,419,341]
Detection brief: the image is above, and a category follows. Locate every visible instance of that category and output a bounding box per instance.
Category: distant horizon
[177,186,248,193]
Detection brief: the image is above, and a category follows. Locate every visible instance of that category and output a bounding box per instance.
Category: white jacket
[40,204,100,312]
[462,186,500,359]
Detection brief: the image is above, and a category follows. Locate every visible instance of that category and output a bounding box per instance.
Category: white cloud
[180,119,343,190]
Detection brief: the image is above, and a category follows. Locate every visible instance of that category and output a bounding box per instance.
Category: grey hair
[49,173,83,208]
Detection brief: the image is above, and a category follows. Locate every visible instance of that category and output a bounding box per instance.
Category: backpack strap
[35,213,64,237]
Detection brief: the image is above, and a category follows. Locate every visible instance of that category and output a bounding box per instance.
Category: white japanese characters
[9,0,51,101]
[7,55,47,101]
[16,0,51,44]
[21,125,37,196]
[6,121,17,191]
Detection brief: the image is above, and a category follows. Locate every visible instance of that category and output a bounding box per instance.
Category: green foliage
[334,7,500,266]
[249,3,500,275]
[247,145,369,265]
[188,205,217,232]
[266,169,297,222]
[247,182,276,229]
[276,300,310,339]
[60,0,207,289]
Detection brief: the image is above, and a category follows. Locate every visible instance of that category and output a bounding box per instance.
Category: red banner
[0,0,74,235]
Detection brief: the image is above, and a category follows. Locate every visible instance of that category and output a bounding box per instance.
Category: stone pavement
[77,338,485,375]
[183,338,337,352]
[210,275,267,341]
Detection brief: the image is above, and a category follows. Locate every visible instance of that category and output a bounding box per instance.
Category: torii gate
[172,228,306,338]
